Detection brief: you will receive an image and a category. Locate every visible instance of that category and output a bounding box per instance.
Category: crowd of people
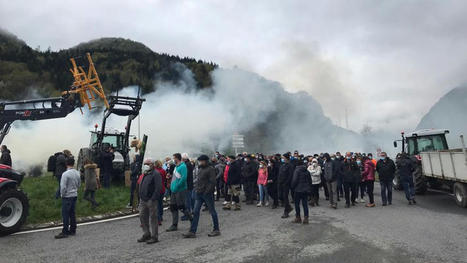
[123,149,418,244]
[0,143,418,242]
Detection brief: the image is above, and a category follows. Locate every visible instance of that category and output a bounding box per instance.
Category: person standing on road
[243,155,258,205]
[308,158,321,207]
[183,155,221,238]
[167,153,192,232]
[267,155,280,209]
[376,152,396,206]
[215,157,226,201]
[396,153,417,205]
[223,155,242,211]
[83,159,99,208]
[323,153,338,209]
[334,152,344,201]
[181,153,194,221]
[257,161,269,207]
[55,157,80,239]
[0,145,12,166]
[128,154,142,209]
[137,158,162,244]
[278,153,294,218]
[362,156,376,207]
[342,153,359,208]
[291,160,312,224]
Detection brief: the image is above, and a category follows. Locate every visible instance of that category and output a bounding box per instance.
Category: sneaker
[281,213,289,219]
[137,234,150,242]
[265,202,269,207]
[182,232,196,238]
[302,217,309,224]
[223,201,228,205]
[382,203,387,206]
[366,203,376,207]
[359,198,365,203]
[54,232,68,239]
[223,205,231,210]
[331,204,337,209]
[412,199,417,204]
[126,203,132,209]
[408,200,413,205]
[146,237,159,244]
[256,202,262,207]
[292,217,302,223]
[234,204,241,211]
[166,225,178,232]
[208,230,221,237]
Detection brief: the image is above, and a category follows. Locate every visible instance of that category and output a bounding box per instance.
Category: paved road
[1,185,466,263]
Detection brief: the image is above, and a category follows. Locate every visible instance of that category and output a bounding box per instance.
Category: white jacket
[307,164,322,185]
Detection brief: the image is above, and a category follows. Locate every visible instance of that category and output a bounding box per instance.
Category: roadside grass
[20,173,130,225]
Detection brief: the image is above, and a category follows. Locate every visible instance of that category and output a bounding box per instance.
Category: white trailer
[419,135,467,207]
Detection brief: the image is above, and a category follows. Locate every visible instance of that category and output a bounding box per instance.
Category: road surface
[1,185,466,263]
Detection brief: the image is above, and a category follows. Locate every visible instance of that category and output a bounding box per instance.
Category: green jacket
[170,162,188,193]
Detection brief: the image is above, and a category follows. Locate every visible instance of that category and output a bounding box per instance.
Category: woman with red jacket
[257,161,269,207]
[361,156,376,207]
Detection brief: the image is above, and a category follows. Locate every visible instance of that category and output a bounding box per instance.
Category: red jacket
[362,159,376,181]
[224,165,230,183]
[257,168,268,185]
[155,167,167,194]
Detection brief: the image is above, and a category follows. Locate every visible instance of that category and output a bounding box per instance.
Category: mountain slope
[0,30,217,100]
[416,86,467,147]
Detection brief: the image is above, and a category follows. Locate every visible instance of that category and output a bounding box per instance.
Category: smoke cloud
[4,64,369,169]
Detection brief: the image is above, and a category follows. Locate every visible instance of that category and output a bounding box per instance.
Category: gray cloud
[1,0,467,134]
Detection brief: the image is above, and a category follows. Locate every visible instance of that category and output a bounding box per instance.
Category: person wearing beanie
[183,155,220,238]
[278,153,294,218]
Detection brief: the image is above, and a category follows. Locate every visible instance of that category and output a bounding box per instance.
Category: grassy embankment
[20,173,130,225]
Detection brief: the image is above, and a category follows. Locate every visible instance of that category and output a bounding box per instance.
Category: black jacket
[195,165,216,194]
[376,158,396,182]
[342,159,360,183]
[55,153,67,178]
[243,161,258,181]
[100,151,114,173]
[324,160,337,182]
[396,157,414,178]
[139,169,162,202]
[278,162,294,186]
[227,159,242,185]
[267,160,280,184]
[0,149,12,167]
[291,165,312,193]
[334,157,344,181]
[185,160,194,190]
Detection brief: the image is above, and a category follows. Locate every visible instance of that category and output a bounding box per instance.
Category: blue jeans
[401,176,415,201]
[62,197,77,234]
[258,184,269,203]
[294,192,309,217]
[185,190,193,213]
[190,193,219,233]
[158,192,164,222]
[380,181,393,204]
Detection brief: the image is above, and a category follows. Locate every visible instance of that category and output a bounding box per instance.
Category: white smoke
[4,64,369,169]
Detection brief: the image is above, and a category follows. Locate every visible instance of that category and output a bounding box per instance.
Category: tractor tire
[453,183,467,208]
[0,188,29,236]
[413,165,427,195]
[393,169,403,190]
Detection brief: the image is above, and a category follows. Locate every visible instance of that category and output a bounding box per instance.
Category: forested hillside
[0,30,217,100]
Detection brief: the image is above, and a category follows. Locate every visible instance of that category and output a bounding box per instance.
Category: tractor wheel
[413,165,427,195]
[393,169,402,190]
[453,183,467,208]
[0,188,29,236]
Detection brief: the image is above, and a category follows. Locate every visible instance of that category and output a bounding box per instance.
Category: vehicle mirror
[393,141,397,148]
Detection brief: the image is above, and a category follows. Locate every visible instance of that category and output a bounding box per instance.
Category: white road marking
[12,214,139,236]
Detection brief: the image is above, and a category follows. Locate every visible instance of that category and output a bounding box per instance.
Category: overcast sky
[1,0,467,133]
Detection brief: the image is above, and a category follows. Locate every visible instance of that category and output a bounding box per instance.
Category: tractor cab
[394,129,450,156]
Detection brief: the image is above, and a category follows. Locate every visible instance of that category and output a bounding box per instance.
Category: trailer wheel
[453,183,467,208]
[413,165,427,195]
[0,189,29,236]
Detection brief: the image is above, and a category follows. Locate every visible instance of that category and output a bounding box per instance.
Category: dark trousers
[55,175,61,199]
[101,171,111,188]
[359,181,366,199]
[337,178,344,197]
[129,177,138,206]
[190,193,220,233]
[294,192,309,217]
[401,176,415,201]
[279,185,292,212]
[267,182,279,206]
[321,178,329,199]
[224,183,231,202]
[84,190,98,206]
[366,180,375,204]
[244,180,256,201]
[380,181,393,205]
[310,184,320,204]
[61,197,77,235]
[158,192,164,222]
[215,178,223,200]
[343,181,357,205]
